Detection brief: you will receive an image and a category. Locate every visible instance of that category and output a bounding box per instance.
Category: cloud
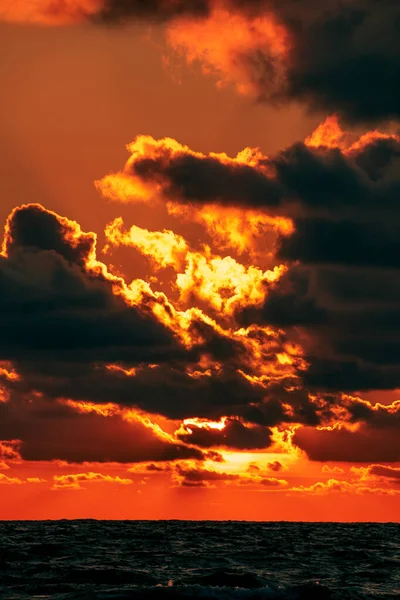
[172,463,287,488]
[0,204,280,421]
[0,204,309,462]
[322,465,345,475]
[104,217,283,318]
[289,478,399,496]
[173,464,239,487]
[0,473,45,485]
[98,129,400,225]
[291,461,400,495]
[1,142,400,470]
[293,419,400,463]
[275,0,400,124]
[98,130,400,394]
[5,361,270,422]
[167,0,400,124]
[97,136,283,211]
[226,128,400,393]
[267,460,284,472]
[368,465,400,481]
[0,394,205,464]
[52,471,133,490]
[0,473,25,485]
[2,0,400,489]
[353,464,400,483]
[176,418,273,450]
[1,204,183,367]
[145,463,171,472]
[3,136,399,458]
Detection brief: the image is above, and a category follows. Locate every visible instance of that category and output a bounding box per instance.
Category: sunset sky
[0,0,399,521]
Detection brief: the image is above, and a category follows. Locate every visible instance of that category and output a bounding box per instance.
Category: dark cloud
[1,204,181,365]
[242,382,330,427]
[273,143,366,214]
[0,204,269,420]
[293,421,400,463]
[281,0,400,124]
[267,460,284,472]
[129,145,283,209]
[278,219,400,269]
[89,0,397,125]
[4,204,94,267]
[5,362,266,421]
[2,153,400,457]
[367,465,400,481]
[231,136,400,392]
[145,463,171,472]
[173,463,287,487]
[122,136,400,219]
[293,394,400,462]
[248,260,400,391]
[177,418,273,450]
[0,393,204,464]
[102,131,400,397]
[173,464,240,487]
[106,130,400,390]
[92,0,400,124]
[353,136,400,180]
[225,0,400,124]
[94,0,399,126]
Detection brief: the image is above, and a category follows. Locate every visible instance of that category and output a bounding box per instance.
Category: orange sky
[0,3,399,521]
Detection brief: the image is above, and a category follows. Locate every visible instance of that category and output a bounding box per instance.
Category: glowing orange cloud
[305,115,400,154]
[169,204,294,259]
[97,135,294,260]
[53,472,133,490]
[182,417,227,432]
[351,464,400,484]
[171,462,288,489]
[290,478,400,497]
[0,473,46,485]
[167,4,289,98]
[96,135,270,204]
[2,1,290,98]
[0,363,20,383]
[305,115,349,151]
[105,218,286,317]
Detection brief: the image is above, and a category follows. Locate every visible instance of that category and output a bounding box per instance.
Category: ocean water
[0,521,398,599]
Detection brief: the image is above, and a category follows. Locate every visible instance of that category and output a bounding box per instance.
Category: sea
[0,521,398,600]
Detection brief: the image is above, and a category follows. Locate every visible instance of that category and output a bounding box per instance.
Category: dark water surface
[0,521,398,599]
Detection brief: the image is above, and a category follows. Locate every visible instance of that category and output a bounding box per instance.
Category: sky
[0,0,399,521]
